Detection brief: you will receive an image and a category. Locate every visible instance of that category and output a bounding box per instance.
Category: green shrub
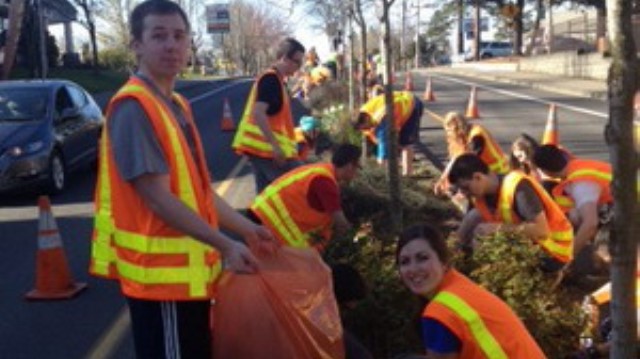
[455,231,587,358]
[100,48,135,72]
[324,164,460,358]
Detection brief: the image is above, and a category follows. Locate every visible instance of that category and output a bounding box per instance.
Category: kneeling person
[249,143,362,249]
[354,91,423,176]
[449,154,574,270]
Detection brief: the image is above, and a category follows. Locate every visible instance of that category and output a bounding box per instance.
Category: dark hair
[447,153,489,184]
[532,144,568,173]
[396,224,449,265]
[276,38,306,59]
[331,143,362,167]
[509,133,539,173]
[130,0,190,42]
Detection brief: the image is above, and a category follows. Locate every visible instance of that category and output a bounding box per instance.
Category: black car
[0,80,103,194]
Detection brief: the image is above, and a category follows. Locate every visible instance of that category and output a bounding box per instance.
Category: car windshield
[0,88,49,121]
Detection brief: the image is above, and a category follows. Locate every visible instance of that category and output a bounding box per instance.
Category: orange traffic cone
[404,73,414,91]
[423,77,435,102]
[221,98,236,131]
[541,104,559,145]
[25,196,87,300]
[465,85,480,119]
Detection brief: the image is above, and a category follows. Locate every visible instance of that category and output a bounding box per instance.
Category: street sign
[206,3,230,34]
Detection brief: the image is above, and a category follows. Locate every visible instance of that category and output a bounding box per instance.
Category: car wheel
[481,53,493,59]
[47,152,66,194]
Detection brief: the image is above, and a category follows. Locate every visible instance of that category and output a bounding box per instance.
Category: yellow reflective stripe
[270,194,308,247]
[239,123,297,155]
[498,172,520,224]
[116,259,222,298]
[92,118,116,274]
[551,230,574,242]
[540,237,572,255]
[113,230,208,253]
[122,85,198,211]
[253,166,332,247]
[434,292,509,359]
[256,200,304,247]
[568,169,611,182]
[555,195,574,209]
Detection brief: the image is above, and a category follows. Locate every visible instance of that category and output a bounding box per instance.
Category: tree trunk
[605,0,639,357]
[380,0,402,235]
[2,0,26,79]
[525,0,543,56]
[513,0,525,56]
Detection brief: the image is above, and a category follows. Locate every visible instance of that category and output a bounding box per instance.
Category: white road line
[189,79,252,104]
[431,74,608,119]
[85,157,248,359]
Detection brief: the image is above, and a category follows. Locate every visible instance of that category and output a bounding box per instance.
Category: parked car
[466,41,513,60]
[0,80,103,195]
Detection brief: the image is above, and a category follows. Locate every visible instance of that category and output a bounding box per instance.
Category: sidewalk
[417,65,608,101]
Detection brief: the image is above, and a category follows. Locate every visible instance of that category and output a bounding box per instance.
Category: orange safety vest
[468,124,509,174]
[475,171,574,263]
[552,159,613,213]
[251,163,337,249]
[425,269,546,359]
[90,77,221,300]
[359,91,415,144]
[232,69,298,159]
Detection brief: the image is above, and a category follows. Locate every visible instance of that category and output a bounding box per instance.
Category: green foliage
[455,231,588,358]
[99,48,135,72]
[324,164,461,358]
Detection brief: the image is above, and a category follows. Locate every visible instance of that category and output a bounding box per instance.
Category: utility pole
[414,2,420,68]
[400,0,406,71]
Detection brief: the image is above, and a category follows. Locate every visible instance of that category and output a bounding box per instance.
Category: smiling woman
[396,224,546,359]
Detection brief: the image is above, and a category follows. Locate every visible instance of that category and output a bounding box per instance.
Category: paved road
[0,71,612,358]
[0,78,309,359]
[410,70,609,169]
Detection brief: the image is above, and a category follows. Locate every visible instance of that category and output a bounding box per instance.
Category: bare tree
[2,0,26,79]
[352,0,372,103]
[96,0,132,50]
[378,0,402,234]
[215,0,290,75]
[605,0,639,357]
[74,0,100,67]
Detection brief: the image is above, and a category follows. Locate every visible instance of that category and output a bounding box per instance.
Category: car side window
[67,85,88,108]
[55,88,74,119]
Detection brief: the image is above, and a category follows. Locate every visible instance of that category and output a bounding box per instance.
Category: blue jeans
[248,156,302,194]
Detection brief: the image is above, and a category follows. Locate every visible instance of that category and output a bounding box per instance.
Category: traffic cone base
[465,86,480,119]
[423,77,435,102]
[221,98,236,131]
[541,103,559,145]
[25,196,87,301]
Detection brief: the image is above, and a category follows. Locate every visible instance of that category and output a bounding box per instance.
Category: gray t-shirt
[108,75,198,181]
[484,175,543,222]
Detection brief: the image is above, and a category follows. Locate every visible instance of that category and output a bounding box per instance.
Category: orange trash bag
[211,246,345,359]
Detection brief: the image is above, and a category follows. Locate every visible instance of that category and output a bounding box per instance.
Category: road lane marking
[86,157,249,359]
[430,74,608,119]
[189,79,253,104]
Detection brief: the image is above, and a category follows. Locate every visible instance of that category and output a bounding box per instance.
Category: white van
[466,41,513,60]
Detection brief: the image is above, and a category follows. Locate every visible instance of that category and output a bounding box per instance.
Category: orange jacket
[232,69,298,159]
[90,77,221,300]
[475,171,574,263]
[424,269,546,358]
[359,91,415,144]
[251,163,337,249]
[468,124,509,174]
[552,159,613,212]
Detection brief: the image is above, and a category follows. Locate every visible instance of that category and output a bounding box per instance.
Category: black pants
[126,296,211,359]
